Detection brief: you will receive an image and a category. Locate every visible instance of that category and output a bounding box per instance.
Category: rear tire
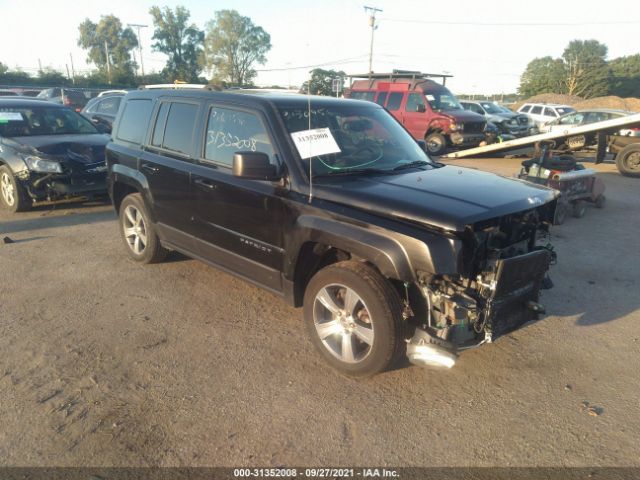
[572,200,587,218]
[615,144,640,177]
[118,193,168,264]
[425,132,447,156]
[553,202,567,225]
[303,261,405,378]
[594,194,605,209]
[0,165,30,213]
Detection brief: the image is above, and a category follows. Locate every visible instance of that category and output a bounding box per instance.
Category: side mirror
[416,103,426,113]
[233,152,279,180]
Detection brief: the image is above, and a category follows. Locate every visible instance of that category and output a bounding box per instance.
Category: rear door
[189,103,287,293]
[139,99,200,249]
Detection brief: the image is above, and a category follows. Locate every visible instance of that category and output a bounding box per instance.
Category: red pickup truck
[344,71,486,156]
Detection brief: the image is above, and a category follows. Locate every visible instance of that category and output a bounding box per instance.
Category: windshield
[0,106,98,137]
[556,107,575,116]
[422,85,463,112]
[279,104,432,177]
[480,102,504,114]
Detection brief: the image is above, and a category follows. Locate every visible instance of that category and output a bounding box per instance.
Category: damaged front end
[17,148,107,204]
[407,203,557,368]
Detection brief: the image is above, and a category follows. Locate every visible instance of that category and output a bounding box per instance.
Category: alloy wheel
[0,172,15,206]
[312,283,374,364]
[122,205,148,255]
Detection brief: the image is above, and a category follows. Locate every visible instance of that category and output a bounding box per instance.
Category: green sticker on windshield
[0,112,24,121]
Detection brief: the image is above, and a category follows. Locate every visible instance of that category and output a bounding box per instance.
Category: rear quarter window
[115,99,153,145]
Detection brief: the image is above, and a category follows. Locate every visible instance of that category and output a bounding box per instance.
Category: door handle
[194,178,217,190]
[141,164,160,174]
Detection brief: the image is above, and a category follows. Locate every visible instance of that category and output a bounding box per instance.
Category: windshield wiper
[392,160,432,171]
[314,167,392,178]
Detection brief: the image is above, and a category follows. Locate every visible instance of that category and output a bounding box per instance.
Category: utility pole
[128,23,148,78]
[364,5,382,75]
[104,40,112,84]
[69,53,76,85]
[38,58,42,73]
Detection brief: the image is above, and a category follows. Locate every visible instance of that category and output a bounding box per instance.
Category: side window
[151,102,170,147]
[375,92,388,106]
[204,107,275,167]
[350,91,375,102]
[161,102,198,155]
[116,99,153,145]
[469,103,484,115]
[530,106,543,115]
[520,105,531,113]
[98,96,121,115]
[386,92,403,111]
[544,107,557,117]
[405,93,425,112]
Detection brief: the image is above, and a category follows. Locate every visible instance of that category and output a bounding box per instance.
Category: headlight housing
[23,156,63,173]
[450,123,463,132]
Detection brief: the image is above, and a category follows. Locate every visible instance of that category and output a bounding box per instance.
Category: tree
[77,15,138,84]
[608,54,640,97]
[562,39,609,98]
[203,10,271,86]
[149,5,204,83]
[300,68,346,96]
[38,67,67,85]
[518,56,566,97]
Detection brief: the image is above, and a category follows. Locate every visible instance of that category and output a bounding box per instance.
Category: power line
[255,55,369,72]
[382,18,640,26]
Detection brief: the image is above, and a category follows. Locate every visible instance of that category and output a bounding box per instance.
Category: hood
[5,134,109,165]
[442,109,485,123]
[488,112,518,122]
[314,165,558,232]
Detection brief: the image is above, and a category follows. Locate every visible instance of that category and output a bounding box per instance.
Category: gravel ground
[0,156,638,467]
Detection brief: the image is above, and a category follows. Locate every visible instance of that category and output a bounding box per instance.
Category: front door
[189,104,286,293]
[402,92,429,139]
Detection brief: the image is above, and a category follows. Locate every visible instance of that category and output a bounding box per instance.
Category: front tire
[118,193,168,264]
[425,132,447,156]
[615,144,640,177]
[0,165,30,213]
[303,261,405,378]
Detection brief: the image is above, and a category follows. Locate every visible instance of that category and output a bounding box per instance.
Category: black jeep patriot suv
[106,87,558,377]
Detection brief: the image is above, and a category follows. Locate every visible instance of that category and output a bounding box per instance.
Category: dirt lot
[0,156,639,468]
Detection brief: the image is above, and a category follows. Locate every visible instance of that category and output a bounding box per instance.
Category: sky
[0,0,639,94]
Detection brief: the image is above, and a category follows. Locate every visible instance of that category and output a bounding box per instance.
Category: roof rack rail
[346,69,453,86]
[97,89,128,97]
[139,83,213,90]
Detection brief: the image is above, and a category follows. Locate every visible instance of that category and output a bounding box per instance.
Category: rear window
[116,99,153,145]
[386,92,403,111]
[97,96,121,115]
